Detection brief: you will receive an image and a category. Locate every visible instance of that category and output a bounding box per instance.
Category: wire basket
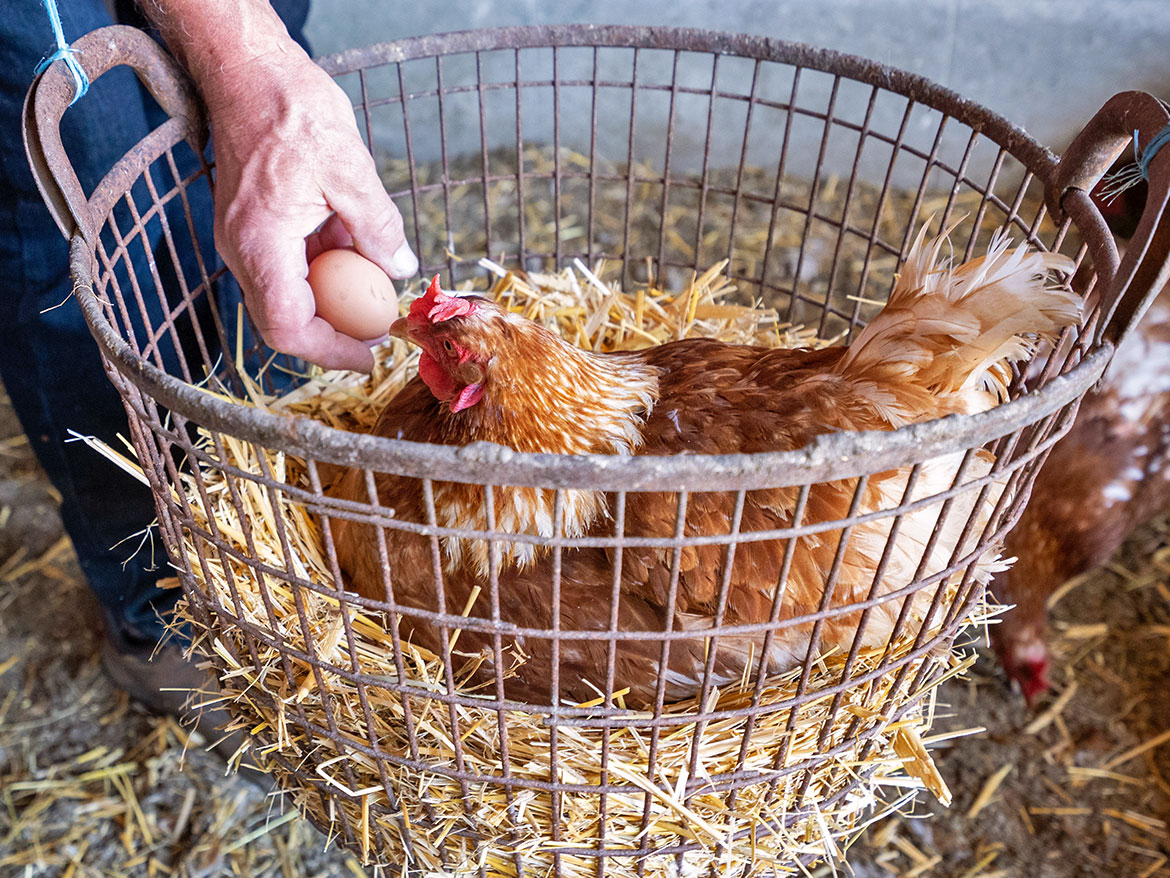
[24,23,1170,877]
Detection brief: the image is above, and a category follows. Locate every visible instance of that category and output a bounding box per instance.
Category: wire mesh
[47,23,1134,877]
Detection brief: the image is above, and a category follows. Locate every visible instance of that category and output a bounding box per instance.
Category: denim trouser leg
[0,0,309,649]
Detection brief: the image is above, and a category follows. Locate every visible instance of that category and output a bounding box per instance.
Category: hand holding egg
[201,46,417,373]
[307,249,400,341]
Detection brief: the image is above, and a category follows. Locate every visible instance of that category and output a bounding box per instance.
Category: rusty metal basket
[23,22,1170,877]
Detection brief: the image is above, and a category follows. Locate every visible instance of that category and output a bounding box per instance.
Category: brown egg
[307,249,398,340]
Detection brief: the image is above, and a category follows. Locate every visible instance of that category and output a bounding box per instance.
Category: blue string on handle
[1138,123,1170,180]
[1100,117,1170,203]
[33,0,90,106]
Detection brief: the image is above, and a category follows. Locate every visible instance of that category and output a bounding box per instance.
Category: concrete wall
[301,1,1169,315]
[305,0,1170,159]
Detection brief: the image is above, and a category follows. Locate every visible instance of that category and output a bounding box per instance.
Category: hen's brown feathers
[330,228,1080,705]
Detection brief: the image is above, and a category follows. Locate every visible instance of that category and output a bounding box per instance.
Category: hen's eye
[442,340,455,354]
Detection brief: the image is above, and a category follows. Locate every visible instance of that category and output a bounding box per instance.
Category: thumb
[326,156,418,280]
[228,225,377,372]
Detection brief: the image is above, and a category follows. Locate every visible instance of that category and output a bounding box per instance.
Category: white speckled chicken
[992,282,1170,701]
[331,227,1080,705]
[989,164,1170,703]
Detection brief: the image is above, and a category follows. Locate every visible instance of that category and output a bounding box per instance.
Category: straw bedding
[166,258,991,875]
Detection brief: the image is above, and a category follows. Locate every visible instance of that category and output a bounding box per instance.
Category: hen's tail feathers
[836,222,1081,423]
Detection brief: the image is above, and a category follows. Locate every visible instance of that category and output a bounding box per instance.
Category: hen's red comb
[409,275,475,326]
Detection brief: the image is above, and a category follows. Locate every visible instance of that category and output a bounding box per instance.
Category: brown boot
[99,634,270,786]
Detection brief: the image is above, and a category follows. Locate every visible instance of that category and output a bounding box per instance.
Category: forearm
[137,0,306,95]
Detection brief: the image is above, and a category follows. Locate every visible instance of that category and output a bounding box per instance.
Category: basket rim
[75,24,1110,491]
[76,237,1110,492]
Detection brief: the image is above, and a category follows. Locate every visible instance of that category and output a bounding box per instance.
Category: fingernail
[388,242,419,277]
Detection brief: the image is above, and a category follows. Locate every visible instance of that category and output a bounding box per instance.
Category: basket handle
[1046,90,1170,348]
[22,25,206,243]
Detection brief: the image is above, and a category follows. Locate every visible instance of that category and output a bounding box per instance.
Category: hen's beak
[389,316,411,341]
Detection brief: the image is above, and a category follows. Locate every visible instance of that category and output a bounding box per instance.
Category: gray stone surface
[305,0,1170,161]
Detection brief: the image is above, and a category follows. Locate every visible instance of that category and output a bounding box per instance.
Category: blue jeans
[0,0,309,650]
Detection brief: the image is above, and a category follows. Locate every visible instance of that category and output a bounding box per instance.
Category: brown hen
[329,227,1080,706]
[991,282,1170,701]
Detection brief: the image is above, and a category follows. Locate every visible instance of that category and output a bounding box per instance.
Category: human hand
[200,53,416,372]
[138,0,417,371]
